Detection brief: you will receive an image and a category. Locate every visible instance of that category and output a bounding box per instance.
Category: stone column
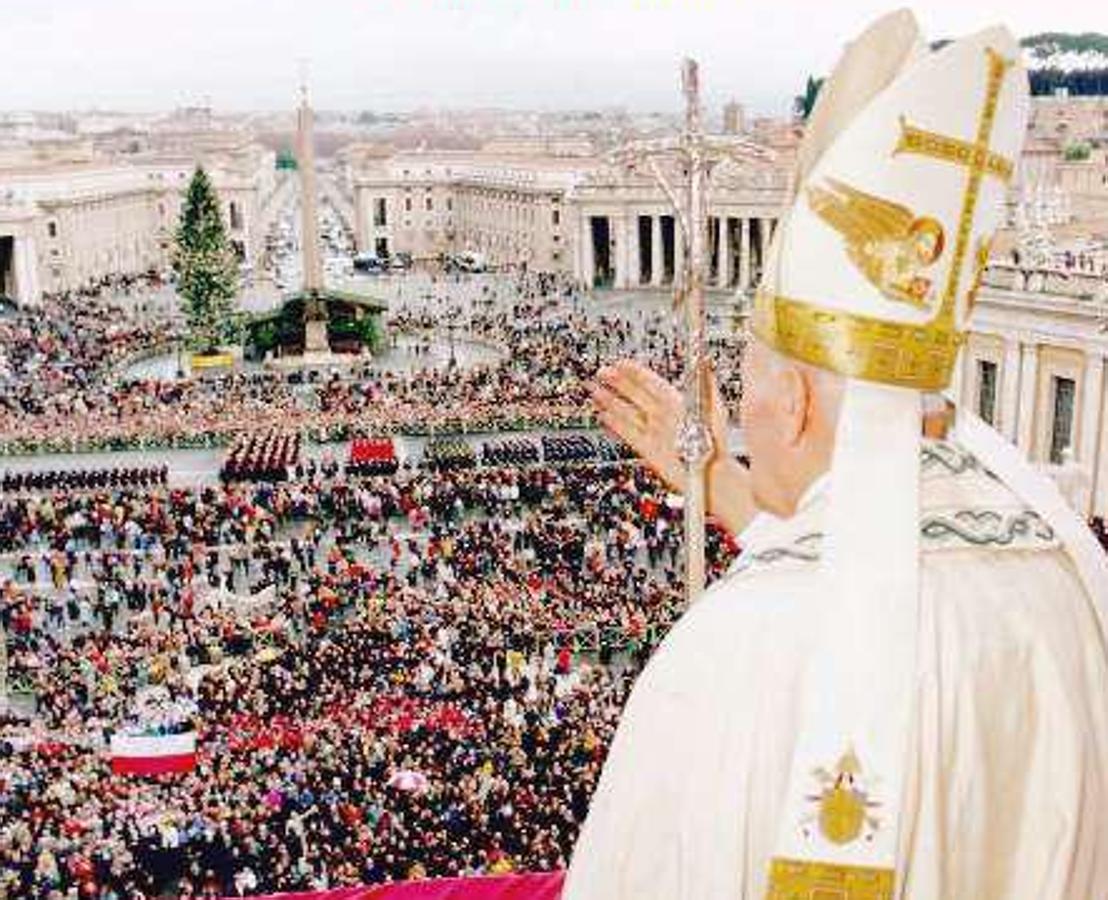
[296,93,324,293]
[759,217,773,280]
[581,215,594,289]
[739,217,751,289]
[622,211,637,289]
[718,217,732,288]
[949,344,966,410]
[651,215,663,287]
[612,213,623,288]
[999,337,1022,443]
[14,237,40,307]
[1079,352,1105,514]
[674,220,686,287]
[1016,342,1039,457]
[1096,378,1108,520]
[355,189,370,253]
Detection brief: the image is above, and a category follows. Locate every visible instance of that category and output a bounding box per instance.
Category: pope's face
[738,339,785,514]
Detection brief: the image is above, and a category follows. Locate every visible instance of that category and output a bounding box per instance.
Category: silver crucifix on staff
[612,58,773,604]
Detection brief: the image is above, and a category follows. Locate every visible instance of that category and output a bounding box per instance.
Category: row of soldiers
[0,465,168,494]
[220,431,302,484]
[481,437,541,467]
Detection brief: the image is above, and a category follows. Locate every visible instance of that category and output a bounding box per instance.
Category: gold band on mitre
[752,290,964,391]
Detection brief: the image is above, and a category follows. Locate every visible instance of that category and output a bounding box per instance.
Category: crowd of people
[0,266,740,898]
[0,271,745,457]
[0,274,179,454]
[0,446,738,898]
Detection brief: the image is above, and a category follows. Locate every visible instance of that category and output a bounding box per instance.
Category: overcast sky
[5,0,1103,116]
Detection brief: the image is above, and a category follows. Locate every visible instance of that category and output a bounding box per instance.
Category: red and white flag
[110,732,197,776]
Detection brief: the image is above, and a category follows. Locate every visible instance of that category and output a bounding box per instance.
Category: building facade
[959,264,1108,518]
[0,135,275,304]
[344,140,793,290]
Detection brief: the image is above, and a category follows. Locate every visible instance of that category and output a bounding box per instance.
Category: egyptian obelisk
[296,77,328,353]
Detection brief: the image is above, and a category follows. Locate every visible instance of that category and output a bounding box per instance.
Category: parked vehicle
[353,253,385,273]
[388,251,412,272]
[446,251,487,273]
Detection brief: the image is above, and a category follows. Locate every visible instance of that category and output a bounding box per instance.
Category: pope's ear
[774,364,811,448]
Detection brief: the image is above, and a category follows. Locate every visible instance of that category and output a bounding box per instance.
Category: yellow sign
[190,352,234,370]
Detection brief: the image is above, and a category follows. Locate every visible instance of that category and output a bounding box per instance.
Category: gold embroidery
[894,117,1014,183]
[766,858,895,900]
[904,46,1013,327]
[807,178,945,310]
[754,46,1014,390]
[754,291,963,391]
[813,749,877,845]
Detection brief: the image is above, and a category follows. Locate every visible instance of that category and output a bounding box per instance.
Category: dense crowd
[0,450,739,899]
[0,271,744,455]
[0,275,177,450]
[0,266,742,898]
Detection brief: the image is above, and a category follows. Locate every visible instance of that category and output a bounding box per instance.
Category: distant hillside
[1022,33,1108,96]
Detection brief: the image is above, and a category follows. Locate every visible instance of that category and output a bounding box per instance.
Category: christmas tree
[173,167,239,354]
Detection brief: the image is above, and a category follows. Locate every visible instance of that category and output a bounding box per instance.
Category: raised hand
[591,359,754,536]
[590,359,729,496]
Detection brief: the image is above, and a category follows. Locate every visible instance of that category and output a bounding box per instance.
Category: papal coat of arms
[807,178,946,310]
[800,747,883,845]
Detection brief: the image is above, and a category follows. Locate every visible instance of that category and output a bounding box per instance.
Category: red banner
[111,752,196,776]
[229,872,564,900]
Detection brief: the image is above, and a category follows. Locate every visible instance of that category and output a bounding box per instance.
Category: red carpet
[229,871,565,900]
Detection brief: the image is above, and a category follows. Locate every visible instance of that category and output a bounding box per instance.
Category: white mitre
[751,11,1108,898]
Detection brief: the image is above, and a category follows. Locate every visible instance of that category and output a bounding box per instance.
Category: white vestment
[564,440,1108,900]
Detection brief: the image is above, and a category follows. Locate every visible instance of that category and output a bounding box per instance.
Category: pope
[567,10,1108,900]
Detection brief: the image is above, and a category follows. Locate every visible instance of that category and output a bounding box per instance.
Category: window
[552,209,560,226]
[976,359,997,425]
[425,197,433,211]
[405,197,412,212]
[373,198,387,227]
[1049,376,1076,464]
[47,222,58,238]
[446,198,453,212]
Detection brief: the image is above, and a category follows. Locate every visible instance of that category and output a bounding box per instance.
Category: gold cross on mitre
[892,47,1015,327]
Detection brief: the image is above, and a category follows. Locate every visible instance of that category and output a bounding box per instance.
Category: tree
[276,148,298,170]
[173,167,239,354]
[1022,32,1108,96]
[1064,141,1092,161]
[793,75,825,121]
